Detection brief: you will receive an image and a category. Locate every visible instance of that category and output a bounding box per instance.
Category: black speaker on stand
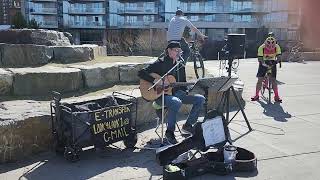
[219,33,252,144]
[227,33,246,59]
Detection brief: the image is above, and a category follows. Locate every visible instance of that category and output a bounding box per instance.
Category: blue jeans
[156,90,205,132]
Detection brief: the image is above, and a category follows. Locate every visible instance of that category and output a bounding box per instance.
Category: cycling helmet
[268,32,274,37]
[265,36,276,50]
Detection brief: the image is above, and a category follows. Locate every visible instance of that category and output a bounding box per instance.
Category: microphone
[177,52,186,67]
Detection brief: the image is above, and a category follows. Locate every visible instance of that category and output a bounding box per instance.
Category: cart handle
[52,91,61,102]
[112,92,137,104]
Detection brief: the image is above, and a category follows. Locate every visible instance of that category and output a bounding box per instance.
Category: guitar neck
[171,82,195,87]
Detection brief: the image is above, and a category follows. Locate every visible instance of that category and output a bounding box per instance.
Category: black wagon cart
[50,91,138,162]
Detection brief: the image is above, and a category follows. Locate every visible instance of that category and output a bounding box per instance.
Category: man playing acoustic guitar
[138,41,205,144]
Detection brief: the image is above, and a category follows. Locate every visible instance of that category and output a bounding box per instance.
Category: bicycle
[219,44,240,72]
[288,41,305,63]
[260,64,273,104]
[188,40,205,79]
[260,61,281,104]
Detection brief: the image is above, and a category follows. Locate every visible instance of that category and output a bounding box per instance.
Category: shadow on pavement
[1,146,161,180]
[258,100,292,122]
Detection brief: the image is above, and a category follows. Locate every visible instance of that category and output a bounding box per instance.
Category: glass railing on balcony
[118,21,151,27]
[38,21,58,27]
[30,8,57,14]
[118,8,157,14]
[31,0,57,2]
[69,21,106,28]
[69,8,105,14]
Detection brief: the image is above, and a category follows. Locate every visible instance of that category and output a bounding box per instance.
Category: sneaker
[165,130,178,144]
[182,123,194,135]
[274,96,282,103]
[251,96,259,101]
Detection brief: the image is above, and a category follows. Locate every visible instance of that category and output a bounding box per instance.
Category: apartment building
[62,0,106,44]
[0,0,21,25]
[23,0,58,29]
[21,0,300,46]
[153,0,301,42]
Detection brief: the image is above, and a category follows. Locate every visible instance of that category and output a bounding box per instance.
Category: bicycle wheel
[220,59,227,70]
[193,53,205,79]
[232,58,240,69]
[260,78,267,97]
[268,77,272,104]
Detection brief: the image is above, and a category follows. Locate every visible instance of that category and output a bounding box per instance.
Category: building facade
[1,0,21,25]
[21,0,301,47]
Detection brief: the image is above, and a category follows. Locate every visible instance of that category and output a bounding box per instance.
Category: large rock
[0,100,51,163]
[0,43,53,67]
[52,45,94,63]
[10,66,83,96]
[0,69,13,95]
[119,63,147,84]
[69,63,119,88]
[0,29,71,46]
[83,44,107,58]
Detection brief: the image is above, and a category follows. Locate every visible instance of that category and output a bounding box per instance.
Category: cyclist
[251,36,282,102]
[167,8,207,62]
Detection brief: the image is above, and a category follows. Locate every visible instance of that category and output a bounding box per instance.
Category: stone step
[0,43,107,67]
[0,56,155,96]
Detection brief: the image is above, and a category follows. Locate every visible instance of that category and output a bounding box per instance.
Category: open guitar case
[156,110,257,179]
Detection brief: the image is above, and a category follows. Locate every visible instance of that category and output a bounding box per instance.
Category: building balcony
[118,8,158,15]
[68,21,106,28]
[30,0,57,2]
[38,21,58,28]
[117,21,153,28]
[150,21,261,29]
[70,0,105,2]
[68,8,105,14]
[30,8,57,15]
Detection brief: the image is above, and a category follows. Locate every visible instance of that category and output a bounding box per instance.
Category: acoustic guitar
[139,73,195,101]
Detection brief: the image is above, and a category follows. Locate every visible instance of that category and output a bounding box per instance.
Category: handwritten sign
[201,116,226,147]
[91,105,132,147]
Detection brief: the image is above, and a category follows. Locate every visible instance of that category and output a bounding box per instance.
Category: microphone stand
[148,57,185,146]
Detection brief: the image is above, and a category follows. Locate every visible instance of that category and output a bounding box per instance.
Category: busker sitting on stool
[138,42,205,144]
[251,36,282,102]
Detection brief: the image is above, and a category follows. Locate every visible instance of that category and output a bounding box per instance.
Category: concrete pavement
[1,59,320,180]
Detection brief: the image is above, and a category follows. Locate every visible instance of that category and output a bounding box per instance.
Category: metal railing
[69,8,105,14]
[68,21,106,28]
[30,8,57,14]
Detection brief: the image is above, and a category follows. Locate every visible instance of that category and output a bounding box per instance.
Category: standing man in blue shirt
[167,9,207,62]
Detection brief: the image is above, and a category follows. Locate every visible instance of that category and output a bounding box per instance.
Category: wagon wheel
[64,147,80,162]
[123,133,138,148]
[52,132,65,154]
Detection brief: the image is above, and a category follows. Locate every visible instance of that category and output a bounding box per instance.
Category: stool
[152,101,182,140]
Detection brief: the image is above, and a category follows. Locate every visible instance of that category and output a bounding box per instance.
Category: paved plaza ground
[1,59,320,180]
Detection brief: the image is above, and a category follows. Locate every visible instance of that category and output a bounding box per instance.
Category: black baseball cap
[166,41,181,49]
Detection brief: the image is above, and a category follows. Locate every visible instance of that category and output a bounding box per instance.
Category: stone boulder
[52,45,94,63]
[69,63,119,88]
[0,29,71,46]
[0,69,13,95]
[0,43,53,67]
[0,100,51,163]
[10,66,83,96]
[119,63,147,84]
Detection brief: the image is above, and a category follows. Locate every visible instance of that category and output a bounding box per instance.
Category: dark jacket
[138,55,187,94]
